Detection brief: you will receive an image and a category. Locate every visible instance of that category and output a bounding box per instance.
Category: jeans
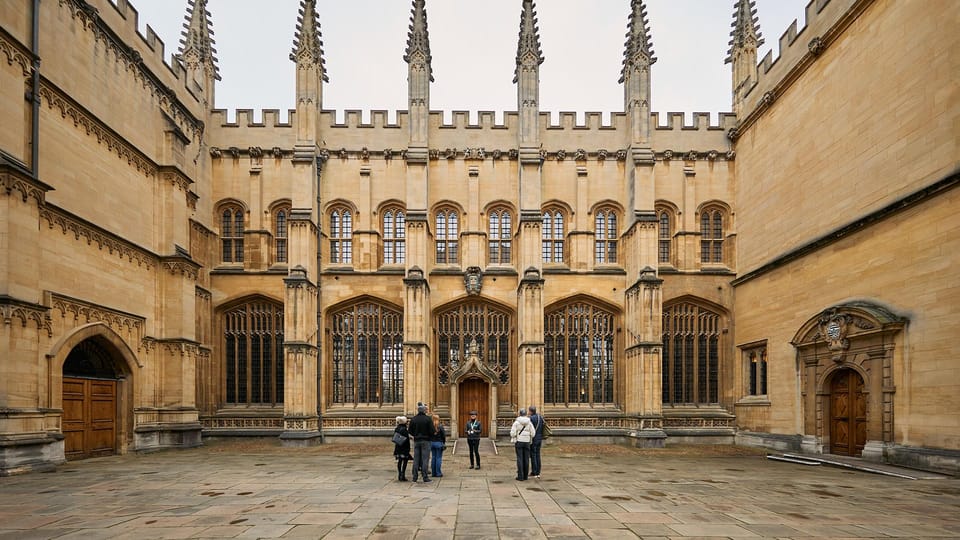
[530,441,542,476]
[514,441,531,480]
[430,441,444,476]
[467,438,481,467]
[412,439,431,480]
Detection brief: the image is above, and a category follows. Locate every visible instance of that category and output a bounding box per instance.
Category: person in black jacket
[407,404,435,482]
[528,405,546,478]
[392,416,412,481]
[465,410,482,469]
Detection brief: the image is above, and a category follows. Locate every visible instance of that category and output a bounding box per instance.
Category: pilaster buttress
[624,267,666,446]
[178,0,220,107]
[726,0,763,117]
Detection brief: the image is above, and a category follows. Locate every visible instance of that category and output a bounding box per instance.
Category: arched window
[435,207,459,264]
[436,302,511,385]
[542,208,565,263]
[594,208,618,264]
[223,300,284,405]
[488,208,512,265]
[383,208,406,265]
[274,206,290,264]
[700,208,725,264]
[220,206,244,263]
[657,208,672,264]
[330,301,404,405]
[662,302,720,406]
[330,207,353,264]
[544,301,616,405]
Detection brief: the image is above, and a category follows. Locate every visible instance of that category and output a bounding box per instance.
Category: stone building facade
[1,0,957,475]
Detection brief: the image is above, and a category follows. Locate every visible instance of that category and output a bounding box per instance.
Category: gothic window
[436,302,510,385]
[700,207,725,264]
[330,206,353,264]
[542,208,565,263]
[383,208,406,265]
[274,206,290,264]
[544,301,616,406]
[488,208,512,265]
[435,207,459,265]
[223,300,283,405]
[662,302,721,405]
[658,208,673,264]
[744,343,768,396]
[220,206,244,263]
[594,208,618,264]
[330,301,404,406]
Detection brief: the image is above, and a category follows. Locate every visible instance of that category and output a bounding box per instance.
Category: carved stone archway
[448,339,500,440]
[791,302,907,461]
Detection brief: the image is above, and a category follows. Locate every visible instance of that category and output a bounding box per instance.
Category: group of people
[391,402,547,482]
[392,403,446,482]
[510,405,546,481]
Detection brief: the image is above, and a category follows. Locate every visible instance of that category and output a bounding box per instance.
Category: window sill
[735,396,771,407]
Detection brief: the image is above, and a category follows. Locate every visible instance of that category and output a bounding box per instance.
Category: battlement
[653,112,737,131]
[104,0,190,87]
[211,109,297,129]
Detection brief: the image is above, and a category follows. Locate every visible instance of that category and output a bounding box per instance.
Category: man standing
[528,405,546,479]
[465,410,482,469]
[408,403,435,482]
[510,408,534,481]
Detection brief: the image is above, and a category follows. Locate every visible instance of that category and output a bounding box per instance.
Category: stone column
[624,267,666,447]
[403,267,431,413]
[517,267,544,411]
[280,266,321,446]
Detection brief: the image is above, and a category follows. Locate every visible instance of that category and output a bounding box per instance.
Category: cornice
[49,292,145,342]
[40,204,158,270]
[0,160,53,205]
[160,255,201,281]
[0,296,52,338]
[0,27,32,76]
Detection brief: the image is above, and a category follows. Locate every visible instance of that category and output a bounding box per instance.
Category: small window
[435,207,459,264]
[658,209,672,264]
[700,208,725,264]
[745,344,768,396]
[220,206,244,263]
[594,208,618,264]
[330,207,353,264]
[274,207,289,264]
[488,208,512,265]
[383,208,406,265]
[542,208,565,263]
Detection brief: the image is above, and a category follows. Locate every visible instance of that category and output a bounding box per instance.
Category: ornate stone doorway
[829,368,867,456]
[448,340,499,440]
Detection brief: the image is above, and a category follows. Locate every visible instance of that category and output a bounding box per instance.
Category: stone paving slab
[0,440,957,539]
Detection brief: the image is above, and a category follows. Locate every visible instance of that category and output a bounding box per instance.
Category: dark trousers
[514,441,531,480]
[531,441,542,476]
[396,456,409,479]
[412,439,431,480]
[467,438,481,467]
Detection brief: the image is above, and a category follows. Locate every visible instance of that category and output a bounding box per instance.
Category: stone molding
[0,27,31,76]
[49,292,145,344]
[0,163,52,205]
[0,296,52,338]
[40,204,157,270]
[160,256,200,281]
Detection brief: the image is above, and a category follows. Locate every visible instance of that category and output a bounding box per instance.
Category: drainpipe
[29,0,41,178]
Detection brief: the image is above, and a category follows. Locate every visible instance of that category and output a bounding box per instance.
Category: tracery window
[330,206,353,264]
[658,208,672,264]
[220,206,244,263]
[330,301,404,405]
[223,300,283,405]
[488,208,512,265]
[700,207,725,264]
[662,302,720,405]
[544,301,616,405]
[542,208,565,263]
[435,207,459,264]
[436,302,510,385]
[274,206,289,264]
[383,208,406,265]
[594,208,618,264]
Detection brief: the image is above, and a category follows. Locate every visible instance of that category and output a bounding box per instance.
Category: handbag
[391,432,408,445]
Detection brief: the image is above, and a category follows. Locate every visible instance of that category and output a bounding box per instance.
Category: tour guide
[408,403,435,483]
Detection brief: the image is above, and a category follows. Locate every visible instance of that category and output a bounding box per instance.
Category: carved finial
[514,0,545,84]
[726,0,764,64]
[178,0,220,80]
[404,0,434,82]
[620,0,656,83]
[291,0,329,81]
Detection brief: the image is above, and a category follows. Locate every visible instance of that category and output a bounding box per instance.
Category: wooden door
[458,378,489,437]
[830,369,866,456]
[63,377,117,460]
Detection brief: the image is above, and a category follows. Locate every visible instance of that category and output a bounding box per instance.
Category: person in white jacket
[510,408,534,481]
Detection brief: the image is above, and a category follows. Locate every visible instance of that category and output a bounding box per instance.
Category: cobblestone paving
[0,440,958,539]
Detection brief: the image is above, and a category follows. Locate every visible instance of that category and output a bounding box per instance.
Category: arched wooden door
[458,378,489,437]
[830,369,867,456]
[62,339,120,460]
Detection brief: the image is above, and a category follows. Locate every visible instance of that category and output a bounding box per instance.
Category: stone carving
[428,149,440,160]
[662,150,673,161]
[727,127,740,141]
[338,148,348,159]
[360,147,369,160]
[228,147,240,158]
[818,308,851,362]
[574,148,586,161]
[686,151,698,161]
[597,149,609,161]
[556,149,566,161]
[508,149,519,160]
[707,150,719,161]
[808,36,824,56]
[383,148,393,160]
[272,146,283,158]
[444,148,457,160]
[616,149,627,161]
[208,147,221,158]
[41,207,156,269]
[491,149,502,160]
[726,150,737,160]
[760,91,776,108]
[464,266,483,296]
[539,149,548,161]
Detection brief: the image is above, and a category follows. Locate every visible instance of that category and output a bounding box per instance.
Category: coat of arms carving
[464,266,483,296]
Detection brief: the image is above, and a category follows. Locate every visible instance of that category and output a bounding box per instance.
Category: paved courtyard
[0,439,958,539]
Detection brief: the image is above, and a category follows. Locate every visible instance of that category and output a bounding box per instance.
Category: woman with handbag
[429,414,446,478]
[392,416,412,481]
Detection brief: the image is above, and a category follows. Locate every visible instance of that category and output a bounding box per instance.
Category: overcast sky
[131,0,807,123]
